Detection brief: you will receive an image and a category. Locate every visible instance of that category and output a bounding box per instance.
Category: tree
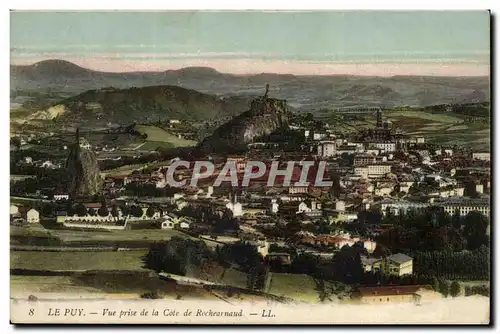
[462,212,489,250]
[317,220,332,235]
[373,244,391,258]
[431,276,440,293]
[98,205,108,217]
[121,205,130,217]
[332,246,365,284]
[146,206,155,218]
[144,237,215,275]
[75,203,87,217]
[439,280,450,297]
[451,211,462,230]
[111,205,119,218]
[88,208,96,216]
[450,281,461,297]
[130,205,143,218]
[41,203,55,217]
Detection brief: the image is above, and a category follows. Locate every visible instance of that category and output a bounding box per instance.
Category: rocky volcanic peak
[66,129,102,199]
[199,88,289,153]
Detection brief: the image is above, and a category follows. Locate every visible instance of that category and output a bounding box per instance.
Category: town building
[437,196,490,217]
[266,252,292,265]
[379,199,430,216]
[25,208,40,224]
[370,142,396,153]
[472,152,490,161]
[317,141,337,157]
[385,253,413,276]
[355,285,440,304]
[361,253,413,276]
[10,204,19,216]
[53,194,69,201]
[367,164,392,178]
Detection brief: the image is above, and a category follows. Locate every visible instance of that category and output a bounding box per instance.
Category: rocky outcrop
[28,104,67,120]
[66,129,102,199]
[199,95,289,153]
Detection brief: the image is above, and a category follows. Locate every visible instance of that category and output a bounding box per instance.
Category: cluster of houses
[57,203,193,231]
[10,204,40,225]
[10,108,490,305]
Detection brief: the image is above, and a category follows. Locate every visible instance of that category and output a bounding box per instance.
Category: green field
[134,125,197,149]
[11,250,148,271]
[328,109,490,151]
[47,228,188,243]
[219,267,248,288]
[384,109,490,150]
[267,273,319,303]
[10,273,216,300]
[137,141,175,151]
[10,225,195,248]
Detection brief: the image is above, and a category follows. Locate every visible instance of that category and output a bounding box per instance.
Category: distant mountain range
[11,59,490,110]
[31,85,252,127]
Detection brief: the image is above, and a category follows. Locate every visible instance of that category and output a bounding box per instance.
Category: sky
[10,11,491,76]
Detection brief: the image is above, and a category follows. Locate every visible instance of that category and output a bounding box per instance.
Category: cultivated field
[134,125,197,149]
[327,109,490,151]
[11,250,149,272]
[267,273,319,303]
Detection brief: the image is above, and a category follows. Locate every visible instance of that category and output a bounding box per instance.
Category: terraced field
[11,250,148,271]
[331,109,490,151]
[134,125,197,149]
[267,273,320,303]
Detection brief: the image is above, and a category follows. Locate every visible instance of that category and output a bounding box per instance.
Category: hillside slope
[11,60,490,110]
[40,85,250,127]
[199,95,289,153]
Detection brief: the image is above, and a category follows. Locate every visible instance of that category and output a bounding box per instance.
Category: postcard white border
[2,0,498,332]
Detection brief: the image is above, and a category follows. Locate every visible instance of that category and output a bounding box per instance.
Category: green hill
[133,124,198,150]
[50,85,249,127]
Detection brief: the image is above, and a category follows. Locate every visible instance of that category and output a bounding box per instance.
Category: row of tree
[431,278,461,297]
[144,238,269,291]
[414,246,490,281]
[374,209,489,252]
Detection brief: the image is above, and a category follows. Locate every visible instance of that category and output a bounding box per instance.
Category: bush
[464,285,490,297]
[140,291,160,299]
[450,281,461,297]
[439,280,450,297]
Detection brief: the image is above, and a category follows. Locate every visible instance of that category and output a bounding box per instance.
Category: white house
[53,194,69,201]
[317,141,337,157]
[472,152,490,161]
[270,199,279,214]
[10,205,19,216]
[206,186,214,198]
[41,160,57,169]
[297,201,312,214]
[141,207,161,220]
[334,200,346,213]
[26,209,40,224]
[313,132,327,141]
[354,167,369,179]
[226,201,243,217]
[161,218,175,229]
[179,221,190,229]
[176,200,188,211]
[371,142,396,153]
